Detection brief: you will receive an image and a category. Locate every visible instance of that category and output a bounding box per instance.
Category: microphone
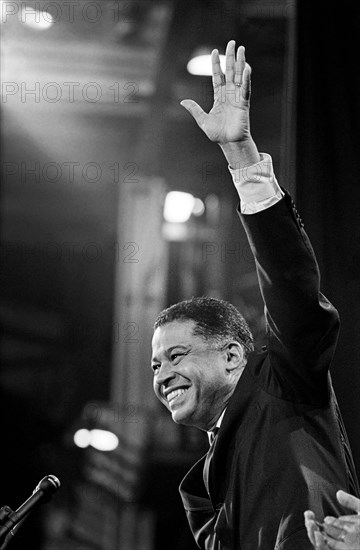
[0,475,60,543]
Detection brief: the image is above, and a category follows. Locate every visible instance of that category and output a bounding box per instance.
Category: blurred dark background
[1,1,359,548]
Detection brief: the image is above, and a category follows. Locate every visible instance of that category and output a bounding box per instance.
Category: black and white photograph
[1,1,360,549]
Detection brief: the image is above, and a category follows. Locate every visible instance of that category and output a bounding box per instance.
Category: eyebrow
[151,344,191,364]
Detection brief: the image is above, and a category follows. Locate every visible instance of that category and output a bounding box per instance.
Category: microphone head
[35,475,61,498]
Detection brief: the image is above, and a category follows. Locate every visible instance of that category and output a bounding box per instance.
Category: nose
[155,362,176,389]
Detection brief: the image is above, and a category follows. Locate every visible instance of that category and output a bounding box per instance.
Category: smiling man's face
[151,320,237,431]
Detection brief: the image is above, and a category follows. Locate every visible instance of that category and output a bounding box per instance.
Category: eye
[170,352,186,362]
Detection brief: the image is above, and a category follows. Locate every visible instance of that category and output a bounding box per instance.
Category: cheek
[153,382,170,408]
[197,374,224,401]
[153,381,161,399]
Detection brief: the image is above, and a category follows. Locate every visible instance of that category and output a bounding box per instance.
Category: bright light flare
[187,54,226,76]
[163,191,195,223]
[90,429,119,451]
[192,198,205,216]
[73,429,119,451]
[19,5,55,29]
[74,429,91,449]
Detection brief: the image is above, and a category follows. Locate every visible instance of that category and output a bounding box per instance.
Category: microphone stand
[0,505,19,550]
[0,504,43,549]
[0,475,60,549]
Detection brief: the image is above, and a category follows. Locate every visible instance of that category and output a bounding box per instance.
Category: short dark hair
[154,296,254,357]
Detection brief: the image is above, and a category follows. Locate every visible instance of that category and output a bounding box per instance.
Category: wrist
[219,138,261,169]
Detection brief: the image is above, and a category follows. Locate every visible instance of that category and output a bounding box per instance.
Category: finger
[314,530,329,549]
[325,538,346,549]
[225,40,236,83]
[326,516,359,528]
[211,49,224,91]
[337,490,360,513]
[337,516,360,523]
[304,512,320,546]
[180,99,207,128]
[304,510,316,521]
[234,45,245,86]
[323,523,346,539]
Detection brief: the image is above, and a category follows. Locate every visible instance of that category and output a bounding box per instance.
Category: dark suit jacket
[179,191,359,550]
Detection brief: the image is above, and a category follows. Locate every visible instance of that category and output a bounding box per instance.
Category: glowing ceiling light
[90,429,119,452]
[187,48,226,76]
[163,191,195,223]
[19,5,55,29]
[192,198,205,216]
[73,428,119,451]
[74,429,91,449]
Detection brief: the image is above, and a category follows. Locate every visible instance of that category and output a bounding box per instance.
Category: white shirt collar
[207,408,226,443]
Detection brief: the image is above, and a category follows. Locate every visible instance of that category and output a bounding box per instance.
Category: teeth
[167,388,188,403]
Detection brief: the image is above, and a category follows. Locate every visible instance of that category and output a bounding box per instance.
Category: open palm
[181,41,251,144]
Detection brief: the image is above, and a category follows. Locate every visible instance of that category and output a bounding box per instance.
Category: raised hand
[181,40,252,145]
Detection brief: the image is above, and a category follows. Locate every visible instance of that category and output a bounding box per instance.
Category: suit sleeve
[239,189,339,387]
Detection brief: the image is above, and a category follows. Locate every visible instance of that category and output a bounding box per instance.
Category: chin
[172,410,199,429]
[171,408,191,426]
[171,411,185,424]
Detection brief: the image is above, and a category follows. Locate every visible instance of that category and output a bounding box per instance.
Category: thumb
[337,490,360,513]
[180,99,207,128]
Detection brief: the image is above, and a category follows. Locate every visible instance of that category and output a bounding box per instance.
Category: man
[150,41,359,549]
[305,490,360,549]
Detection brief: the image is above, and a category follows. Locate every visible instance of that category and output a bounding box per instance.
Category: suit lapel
[207,351,266,508]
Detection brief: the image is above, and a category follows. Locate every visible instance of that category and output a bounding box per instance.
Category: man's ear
[225,342,247,372]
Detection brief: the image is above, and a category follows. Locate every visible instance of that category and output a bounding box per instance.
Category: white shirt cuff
[228,153,284,214]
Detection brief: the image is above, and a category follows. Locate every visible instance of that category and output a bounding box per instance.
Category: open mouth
[166,387,189,406]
